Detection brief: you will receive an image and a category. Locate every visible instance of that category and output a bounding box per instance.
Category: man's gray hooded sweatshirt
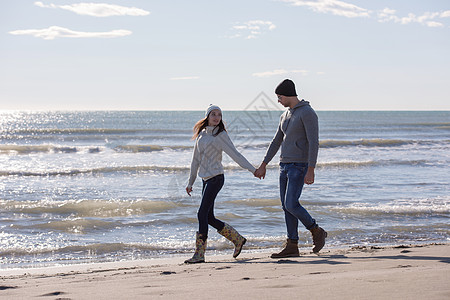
[263,100,319,167]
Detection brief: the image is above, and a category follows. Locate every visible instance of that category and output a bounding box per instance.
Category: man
[255,79,327,258]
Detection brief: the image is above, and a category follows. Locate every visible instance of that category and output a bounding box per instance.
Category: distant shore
[1,243,449,299]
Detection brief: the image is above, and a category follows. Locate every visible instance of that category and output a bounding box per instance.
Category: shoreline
[1,243,449,299]
[1,240,446,272]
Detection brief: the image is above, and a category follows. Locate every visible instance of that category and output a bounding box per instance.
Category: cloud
[281,0,370,18]
[252,69,308,77]
[34,1,150,17]
[282,1,448,29]
[230,20,276,39]
[170,76,200,80]
[377,8,445,28]
[9,26,132,40]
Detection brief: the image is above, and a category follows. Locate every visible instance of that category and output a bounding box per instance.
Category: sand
[1,243,449,299]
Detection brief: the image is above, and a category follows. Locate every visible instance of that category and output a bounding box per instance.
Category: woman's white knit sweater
[188,126,256,188]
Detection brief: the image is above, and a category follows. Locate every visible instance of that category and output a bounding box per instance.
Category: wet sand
[1,243,449,299]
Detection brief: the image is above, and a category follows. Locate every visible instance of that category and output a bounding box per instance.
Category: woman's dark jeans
[197,174,225,237]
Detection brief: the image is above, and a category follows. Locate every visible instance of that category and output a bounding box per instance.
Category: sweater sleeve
[263,122,284,164]
[217,132,256,174]
[187,140,200,188]
[302,109,319,167]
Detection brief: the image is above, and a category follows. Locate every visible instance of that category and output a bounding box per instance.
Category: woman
[185,104,256,264]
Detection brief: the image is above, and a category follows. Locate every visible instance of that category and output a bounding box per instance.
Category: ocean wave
[0,144,193,155]
[1,138,448,156]
[147,139,448,150]
[0,145,102,154]
[0,240,240,258]
[0,236,294,258]
[224,198,340,209]
[241,139,448,149]
[332,197,450,216]
[225,198,281,207]
[114,145,164,152]
[320,138,428,148]
[0,242,186,257]
[6,217,200,235]
[403,122,450,127]
[12,219,121,234]
[317,159,432,168]
[0,165,192,176]
[0,158,439,177]
[0,199,185,217]
[113,145,192,152]
[2,128,190,135]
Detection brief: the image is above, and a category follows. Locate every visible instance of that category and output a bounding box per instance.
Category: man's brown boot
[310,226,327,253]
[270,239,300,258]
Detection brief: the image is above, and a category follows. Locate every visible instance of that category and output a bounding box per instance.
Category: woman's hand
[186,187,193,196]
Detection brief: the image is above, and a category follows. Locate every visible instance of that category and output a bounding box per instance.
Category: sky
[1,0,449,111]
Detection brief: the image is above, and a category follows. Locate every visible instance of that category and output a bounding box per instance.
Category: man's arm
[255,122,284,179]
[303,109,319,168]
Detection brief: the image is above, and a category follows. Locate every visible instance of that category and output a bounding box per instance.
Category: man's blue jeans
[279,162,316,240]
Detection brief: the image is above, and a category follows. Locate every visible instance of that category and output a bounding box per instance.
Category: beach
[1,111,449,268]
[1,243,449,299]
[1,111,449,299]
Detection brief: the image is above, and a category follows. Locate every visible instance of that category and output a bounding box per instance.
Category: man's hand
[304,167,315,185]
[254,162,267,179]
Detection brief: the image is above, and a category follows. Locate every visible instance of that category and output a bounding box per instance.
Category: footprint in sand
[0,286,17,290]
[215,266,231,270]
[160,271,176,275]
[39,291,67,297]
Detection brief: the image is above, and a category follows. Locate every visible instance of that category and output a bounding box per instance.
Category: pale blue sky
[1,0,449,110]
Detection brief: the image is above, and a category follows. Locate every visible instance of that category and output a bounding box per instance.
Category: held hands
[254,162,267,179]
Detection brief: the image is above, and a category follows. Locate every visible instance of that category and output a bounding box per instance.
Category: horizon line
[1,109,449,113]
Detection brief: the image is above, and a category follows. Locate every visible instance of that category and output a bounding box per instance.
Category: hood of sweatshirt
[290,99,310,111]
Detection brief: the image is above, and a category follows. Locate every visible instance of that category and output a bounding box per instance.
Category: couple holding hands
[185,79,327,264]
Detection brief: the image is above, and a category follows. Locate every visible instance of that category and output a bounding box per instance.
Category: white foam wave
[0,199,184,217]
[0,145,102,155]
[334,197,450,215]
[225,198,280,207]
[12,219,121,234]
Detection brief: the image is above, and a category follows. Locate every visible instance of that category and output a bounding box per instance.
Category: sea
[1,107,449,269]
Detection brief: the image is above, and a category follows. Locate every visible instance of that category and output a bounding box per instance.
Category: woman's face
[208,109,222,126]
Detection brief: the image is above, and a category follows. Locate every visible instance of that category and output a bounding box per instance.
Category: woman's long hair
[192,117,226,139]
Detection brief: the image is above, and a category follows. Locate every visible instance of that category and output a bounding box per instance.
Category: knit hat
[205,104,222,118]
[275,79,297,96]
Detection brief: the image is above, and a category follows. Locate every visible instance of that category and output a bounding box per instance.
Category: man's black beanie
[275,79,297,96]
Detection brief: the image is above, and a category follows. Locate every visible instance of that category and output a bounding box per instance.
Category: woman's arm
[187,140,200,191]
[217,132,256,174]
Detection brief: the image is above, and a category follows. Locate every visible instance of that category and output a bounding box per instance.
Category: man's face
[277,95,289,107]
